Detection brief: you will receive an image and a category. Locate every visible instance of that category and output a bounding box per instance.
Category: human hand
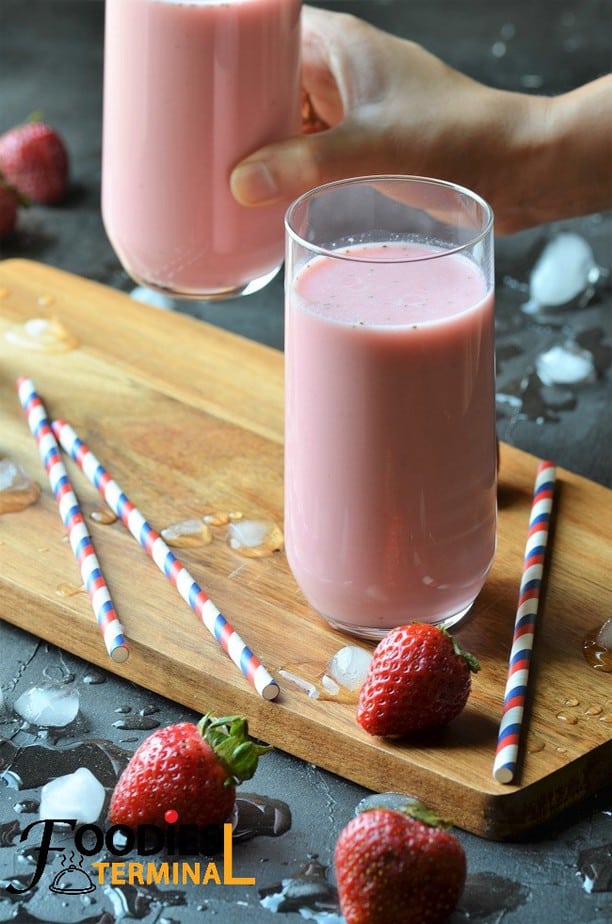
[230,6,611,234]
[230,6,538,233]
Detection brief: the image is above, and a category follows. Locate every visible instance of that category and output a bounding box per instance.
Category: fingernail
[231,160,279,205]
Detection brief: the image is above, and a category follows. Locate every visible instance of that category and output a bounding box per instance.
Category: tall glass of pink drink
[102,0,301,300]
[284,176,497,639]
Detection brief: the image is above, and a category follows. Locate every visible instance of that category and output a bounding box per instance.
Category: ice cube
[529,232,599,308]
[14,683,80,727]
[326,646,372,691]
[596,618,612,650]
[535,341,596,387]
[40,767,105,824]
[130,285,175,310]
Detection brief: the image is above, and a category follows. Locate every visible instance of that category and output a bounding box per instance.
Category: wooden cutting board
[0,258,610,840]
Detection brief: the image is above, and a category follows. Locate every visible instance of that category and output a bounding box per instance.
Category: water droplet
[227,518,284,558]
[457,871,530,917]
[599,714,612,725]
[527,738,546,754]
[582,625,612,672]
[161,518,212,548]
[259,856,341,919]
[0,457,41,514]
[231,793,292,842]
[4,316,79,352]
[83,671,106,685]
[584,704,603,716]
[90,507,118,525]
[556,713,578,725]
[564,698,579,707]
[112,715,161,731]
[55,581,85,598]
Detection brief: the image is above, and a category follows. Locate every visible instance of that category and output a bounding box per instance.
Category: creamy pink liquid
[285,242,497,633]
[102,0,301,296]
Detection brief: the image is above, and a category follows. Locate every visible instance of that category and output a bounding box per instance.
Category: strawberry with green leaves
[334,803,466,924]
[357,623,479,737]
[108,713,269,828]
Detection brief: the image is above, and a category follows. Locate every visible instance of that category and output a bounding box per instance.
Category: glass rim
[284,174,494,263]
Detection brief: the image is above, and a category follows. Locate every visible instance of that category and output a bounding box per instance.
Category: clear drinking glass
[284,176,497,640]
[102,0,302,301]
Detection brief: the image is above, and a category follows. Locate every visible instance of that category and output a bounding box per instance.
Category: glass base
[323,601,475,642]
[129,262,282,303]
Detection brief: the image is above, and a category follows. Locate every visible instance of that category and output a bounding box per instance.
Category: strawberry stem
[441,626,480,673]
[197,713,271,785]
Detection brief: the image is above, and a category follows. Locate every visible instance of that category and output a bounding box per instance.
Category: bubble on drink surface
[161,517,213,548]
[227,518,284,557]
[4,317,79,351]
[40,766,105,824]
[326,646,372,691]
[0,457,41,513]
[535,341,596,387]
[14,682,80,728]
[525,232,601,311]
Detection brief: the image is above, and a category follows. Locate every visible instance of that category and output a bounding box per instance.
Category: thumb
[230,123,370,207]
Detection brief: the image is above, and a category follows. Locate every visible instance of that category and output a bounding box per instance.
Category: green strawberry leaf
[197,713,271,785]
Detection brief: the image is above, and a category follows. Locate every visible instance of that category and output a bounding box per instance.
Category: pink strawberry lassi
[102,0,301,299]
[284,240,497,637]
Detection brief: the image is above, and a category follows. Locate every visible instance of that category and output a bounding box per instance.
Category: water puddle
[0,458,41,514]
[4,317,79,352]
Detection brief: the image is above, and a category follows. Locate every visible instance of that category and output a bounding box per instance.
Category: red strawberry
[334,805,466,924]
[357,624,479,737]
[108,713,269,828]
[0,121,69,204]
[0,177,19,239]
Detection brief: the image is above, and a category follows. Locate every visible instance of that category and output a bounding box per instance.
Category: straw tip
[261,680,280,701]
[110,644,129,664]
[493,765,515,784]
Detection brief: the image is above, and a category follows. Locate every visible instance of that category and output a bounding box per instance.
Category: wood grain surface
[0,259,610,840]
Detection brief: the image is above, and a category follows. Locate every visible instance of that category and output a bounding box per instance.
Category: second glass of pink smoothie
[102,0,301,301]
[284,176,497,640]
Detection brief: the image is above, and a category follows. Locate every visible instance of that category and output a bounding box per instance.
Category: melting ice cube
[326,646,372,691]
[535,341,596,387]
[40,767,105,824]
[528,232,600,309]
[14,683,80,727]
[130,285,175,310]
[596,618,612,650]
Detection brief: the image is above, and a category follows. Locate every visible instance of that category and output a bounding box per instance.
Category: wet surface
[1,1,611,922]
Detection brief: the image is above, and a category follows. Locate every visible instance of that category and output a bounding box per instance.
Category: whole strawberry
[357,624,479,737]
[108,713,269,828]
[0,178,19,239]
[334,805,466,924]
[0,120,69,204]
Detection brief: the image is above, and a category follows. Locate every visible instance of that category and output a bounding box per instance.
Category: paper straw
[493,460,556,784]
[52,419,280,702]
[16,378,128,663]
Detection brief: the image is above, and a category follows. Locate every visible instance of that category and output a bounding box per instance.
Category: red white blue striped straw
[493,459,556,783]
[52,419,279,701]
[16,378,129,663]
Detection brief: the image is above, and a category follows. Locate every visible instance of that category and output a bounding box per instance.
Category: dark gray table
[1,2,610,922]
